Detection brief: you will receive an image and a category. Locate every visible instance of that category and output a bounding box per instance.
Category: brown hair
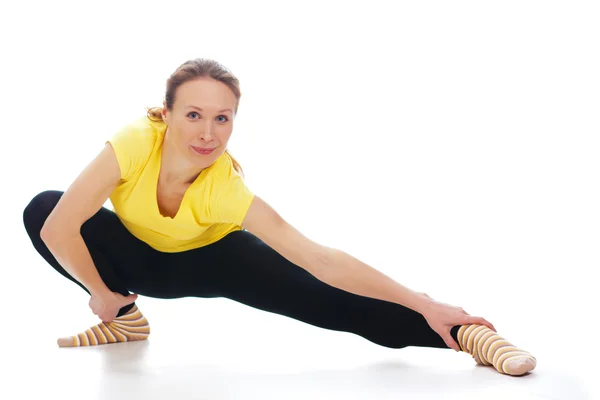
[146,58,245,178]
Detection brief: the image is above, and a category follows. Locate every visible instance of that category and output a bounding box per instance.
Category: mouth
[191,146,216,155]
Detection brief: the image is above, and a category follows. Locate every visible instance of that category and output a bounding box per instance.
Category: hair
[146,58,245,178]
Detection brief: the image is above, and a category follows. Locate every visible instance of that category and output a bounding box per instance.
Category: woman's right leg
[22,190,152,316]
[23,190,173,346]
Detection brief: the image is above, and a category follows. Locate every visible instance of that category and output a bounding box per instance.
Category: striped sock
[57,304,150,347]
[457,324,536,376]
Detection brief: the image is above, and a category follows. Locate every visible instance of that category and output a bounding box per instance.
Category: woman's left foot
[457,324,536,376]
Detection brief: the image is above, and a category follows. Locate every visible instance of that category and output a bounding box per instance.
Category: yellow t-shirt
[105,116,255,253]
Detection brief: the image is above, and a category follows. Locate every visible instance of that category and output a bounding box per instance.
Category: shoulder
[107,115,165,181]
[115,115,164,143]
[205,151,255,225]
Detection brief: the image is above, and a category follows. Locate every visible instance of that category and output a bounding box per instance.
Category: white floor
[4,1,599,398]
[3,295,594,400]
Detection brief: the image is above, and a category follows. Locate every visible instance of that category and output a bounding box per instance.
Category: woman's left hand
[419,294,497,352]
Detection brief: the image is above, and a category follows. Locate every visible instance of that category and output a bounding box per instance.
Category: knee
[23,190,64,235]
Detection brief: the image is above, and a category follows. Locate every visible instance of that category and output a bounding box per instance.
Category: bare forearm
[315,248,430,314]
[41,232,112,297]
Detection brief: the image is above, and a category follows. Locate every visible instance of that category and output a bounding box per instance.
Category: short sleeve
[105,118,156,182]
[213,174,256,225]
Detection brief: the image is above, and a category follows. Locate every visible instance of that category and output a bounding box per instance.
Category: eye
[187,112,229,123]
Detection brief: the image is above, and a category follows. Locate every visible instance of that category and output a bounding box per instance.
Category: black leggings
[22,190,459,350]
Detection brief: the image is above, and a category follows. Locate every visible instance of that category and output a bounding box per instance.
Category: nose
[198,121,215,141]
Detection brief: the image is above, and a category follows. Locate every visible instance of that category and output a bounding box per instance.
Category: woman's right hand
[89,291,138,322]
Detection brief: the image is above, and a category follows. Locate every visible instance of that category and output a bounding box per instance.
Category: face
[161,77,237,168]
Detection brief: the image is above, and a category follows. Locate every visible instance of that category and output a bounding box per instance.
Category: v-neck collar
[154,142,206,221]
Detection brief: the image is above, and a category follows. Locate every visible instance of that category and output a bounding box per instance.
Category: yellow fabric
[105,116,255,253]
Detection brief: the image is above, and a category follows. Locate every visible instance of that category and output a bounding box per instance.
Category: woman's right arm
[40,143,123,299]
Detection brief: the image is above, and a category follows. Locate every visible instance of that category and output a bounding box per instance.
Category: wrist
[413,291,435,314]
[90,286,113,299]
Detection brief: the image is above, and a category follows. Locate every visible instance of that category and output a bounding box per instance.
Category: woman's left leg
[182,230,536,375]
[173,229,456,350]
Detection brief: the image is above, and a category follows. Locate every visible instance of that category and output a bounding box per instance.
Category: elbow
[40,207,61,243]
[40,220,75,244]
[40,223,59,244]
[40,207,81,243]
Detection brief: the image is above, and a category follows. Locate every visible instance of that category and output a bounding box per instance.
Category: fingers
[122,293,138,305]
[465,315,496,332]
[445,335,460,352]
[485,319,497,332]
[437,326,461,351]
[456,306,496,332]
[101,310,118,323]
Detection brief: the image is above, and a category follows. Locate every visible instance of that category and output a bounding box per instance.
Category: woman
[22,58,536,376]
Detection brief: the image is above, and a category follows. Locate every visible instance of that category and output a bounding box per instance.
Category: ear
[161,101,168,123]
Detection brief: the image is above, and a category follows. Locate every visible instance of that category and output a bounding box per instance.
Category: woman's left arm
[241,196,432,314]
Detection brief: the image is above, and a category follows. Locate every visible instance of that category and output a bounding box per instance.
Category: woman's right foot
[457,324,536,376]
[57,304,150,347]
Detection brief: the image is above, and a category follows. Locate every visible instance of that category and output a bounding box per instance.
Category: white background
[1,1,598,399]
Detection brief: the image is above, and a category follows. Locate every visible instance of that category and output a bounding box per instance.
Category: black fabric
[23,189,460,350]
